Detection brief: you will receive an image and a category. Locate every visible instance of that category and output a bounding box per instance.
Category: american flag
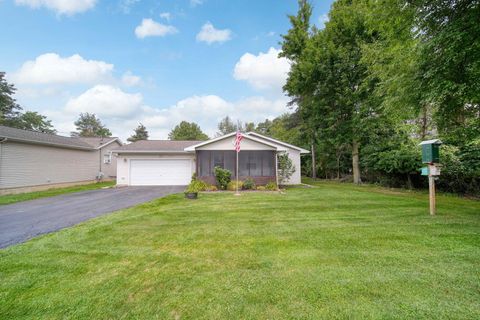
[234,131,243,152]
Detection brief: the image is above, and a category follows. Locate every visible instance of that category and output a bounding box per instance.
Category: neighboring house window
[103,153,112,164]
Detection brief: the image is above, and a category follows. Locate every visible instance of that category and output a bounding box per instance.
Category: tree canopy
[72,113,112,137]
[270,0,479,195]
[168,121,209,141]
[0,72,55,133]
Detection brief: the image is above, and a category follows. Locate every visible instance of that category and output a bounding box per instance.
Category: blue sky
[0,0,333,139]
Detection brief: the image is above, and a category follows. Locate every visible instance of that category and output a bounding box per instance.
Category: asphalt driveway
[0,186,184,249]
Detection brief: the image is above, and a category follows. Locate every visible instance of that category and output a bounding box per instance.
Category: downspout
[0,138,8,188]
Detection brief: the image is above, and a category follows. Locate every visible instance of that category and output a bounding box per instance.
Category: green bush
[227,180,243,191]
[265,181,278,191]
[256,186,266,191]
[242,178,256,190]
[185,179,207,193]
[214,166,231,190]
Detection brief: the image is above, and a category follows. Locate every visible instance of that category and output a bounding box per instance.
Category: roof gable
[78,137,122,149]
[184,132,287,151]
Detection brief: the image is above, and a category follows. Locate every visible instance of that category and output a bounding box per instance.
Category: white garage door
[130,159,192,186]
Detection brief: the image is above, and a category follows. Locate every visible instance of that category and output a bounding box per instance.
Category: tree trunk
[311,143,316,179]
[336,155,340,180]
[406,173,413,190]
[352,140,361,184]
[420,105,428,140]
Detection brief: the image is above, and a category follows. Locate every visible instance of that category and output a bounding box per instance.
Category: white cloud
[196,22,232,44]
[15,0,96,15]
[318,13,329,29]
[135,18,178,39]
[13,53,114,85]
[121,71,141,86]
[190,0,203,7]
[65,85,143,118]
[159,12,171,21]
[119,0,140,14]
[233,47,290,91]
[49,91,289,140]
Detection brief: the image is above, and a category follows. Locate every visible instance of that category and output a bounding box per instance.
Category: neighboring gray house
[114,132,309,186]
[0,126,122,194]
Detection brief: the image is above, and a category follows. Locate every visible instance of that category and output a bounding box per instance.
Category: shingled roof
[0,126,119,150]
[113,140,202,152]
[77,137,121,148]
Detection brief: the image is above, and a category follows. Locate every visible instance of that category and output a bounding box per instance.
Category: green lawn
[0,181,115,205]
[1,182,479,319]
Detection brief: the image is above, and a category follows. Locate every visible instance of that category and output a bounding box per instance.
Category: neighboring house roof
[246,132,310,154]
[113,140,202,153]
[78,137,122,149]
[0,125,121,151]
[0,125,93,150]
[183,132,288,151]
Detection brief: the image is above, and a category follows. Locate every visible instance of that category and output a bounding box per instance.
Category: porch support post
[275,151,279,187]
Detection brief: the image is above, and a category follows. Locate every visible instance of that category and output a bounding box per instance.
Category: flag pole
[235,148,240,195]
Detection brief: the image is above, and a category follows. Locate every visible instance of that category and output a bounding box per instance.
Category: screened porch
[196,150,276,185]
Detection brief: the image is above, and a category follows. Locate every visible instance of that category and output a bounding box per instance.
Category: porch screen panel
[249,152,262,176]
[261,151,274,176]
[198,151,211,177]
[239,152,249,177]
[224,151,236,174]
[212,151,224,169]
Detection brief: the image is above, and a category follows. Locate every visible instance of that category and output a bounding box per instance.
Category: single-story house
[114,132,309,186]
[0,125,122,194]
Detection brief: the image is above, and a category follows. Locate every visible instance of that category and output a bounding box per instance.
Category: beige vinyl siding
[100,141,122,178]
[0,141,99,189]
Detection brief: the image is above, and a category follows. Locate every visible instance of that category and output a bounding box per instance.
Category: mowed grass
[0,181,115,205]
[0,182,479,319]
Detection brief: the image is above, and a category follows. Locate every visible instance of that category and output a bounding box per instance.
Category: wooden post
[428,170,436,216]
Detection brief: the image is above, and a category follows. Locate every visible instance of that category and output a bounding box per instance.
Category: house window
[103,153,112,164]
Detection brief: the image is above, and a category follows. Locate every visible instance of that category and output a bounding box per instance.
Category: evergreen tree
[128,123,149,142]
[216,116,238,136]
[72,113,112,137]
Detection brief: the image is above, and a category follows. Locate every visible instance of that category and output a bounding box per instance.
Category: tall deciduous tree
[411,0,480,144]
[0,72,21,126]
[168,121,209,140]
[16,111,56,134]
[1,72,56,133]
[72,113,112,137]
[128,123,149,142]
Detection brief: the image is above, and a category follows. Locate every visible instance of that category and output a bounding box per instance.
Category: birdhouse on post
[419,139,442,215]
[420,139,441,164]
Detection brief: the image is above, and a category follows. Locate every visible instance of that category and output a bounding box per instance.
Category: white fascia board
[246,132,310,153]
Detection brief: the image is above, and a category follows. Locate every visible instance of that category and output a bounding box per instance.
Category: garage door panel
[130,159,191,186]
